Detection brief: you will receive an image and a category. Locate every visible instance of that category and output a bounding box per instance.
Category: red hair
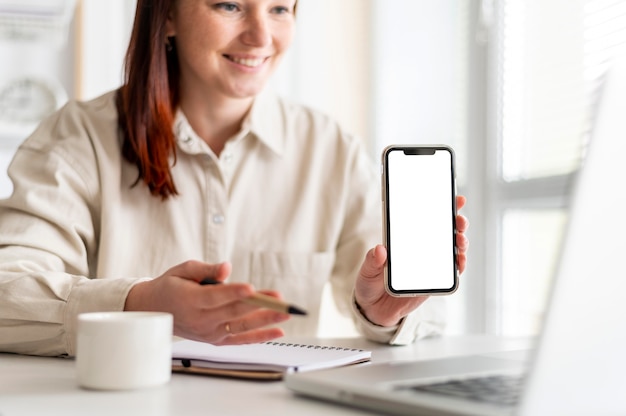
[116,0,179,199]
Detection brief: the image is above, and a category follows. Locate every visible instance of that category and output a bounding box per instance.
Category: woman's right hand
[124,260,289,345]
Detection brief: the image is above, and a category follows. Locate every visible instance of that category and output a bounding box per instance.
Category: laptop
[284,56,626,416]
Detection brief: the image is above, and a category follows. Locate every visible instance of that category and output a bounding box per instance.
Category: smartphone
[382,145,458,296]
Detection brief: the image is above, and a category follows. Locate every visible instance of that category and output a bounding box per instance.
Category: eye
[271,6,291,15]
[214,2,239,13]
[270,1,295,15]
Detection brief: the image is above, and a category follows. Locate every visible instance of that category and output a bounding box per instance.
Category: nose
[241,12,272,47]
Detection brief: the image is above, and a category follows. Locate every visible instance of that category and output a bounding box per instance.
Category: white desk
[0,334,531,416]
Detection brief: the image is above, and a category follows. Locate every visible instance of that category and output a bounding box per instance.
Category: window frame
[479,0,581,335]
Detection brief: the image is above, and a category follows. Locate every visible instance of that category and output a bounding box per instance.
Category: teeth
[230,56,264,67]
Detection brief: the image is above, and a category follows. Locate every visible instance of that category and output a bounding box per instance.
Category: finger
[197,283,256,309]
[359,245,387,281]
[456,214,469,233]
[457,252,467,274]
[215,327,286,346]
[185,300,289,342]
[257,290,283,300]
[210,290,286,318]
[167,260,232,284]
[456,232,469,252]
[222,310,290,336]
[456,195,466,210]
[200,261,231,283]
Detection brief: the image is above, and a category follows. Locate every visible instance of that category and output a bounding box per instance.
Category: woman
[0,0,469,356]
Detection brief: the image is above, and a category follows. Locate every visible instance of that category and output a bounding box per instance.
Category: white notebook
[172,339,371,380]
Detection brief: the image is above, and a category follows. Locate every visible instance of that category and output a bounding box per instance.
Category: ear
[165,7,176,37]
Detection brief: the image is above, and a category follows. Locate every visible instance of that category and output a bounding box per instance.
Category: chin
[230,86,266,99]
[227,78,271,99]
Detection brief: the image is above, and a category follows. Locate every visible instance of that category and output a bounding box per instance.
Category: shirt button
[212,214,225,224]
[223,152,233,163]
[183,135,193,143]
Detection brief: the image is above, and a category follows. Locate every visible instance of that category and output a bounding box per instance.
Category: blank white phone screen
[386,149,456,292]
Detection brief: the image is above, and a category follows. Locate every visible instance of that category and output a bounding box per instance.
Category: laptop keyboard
[407,374,524,407]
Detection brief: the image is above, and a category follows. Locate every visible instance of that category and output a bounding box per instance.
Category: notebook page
[172,340,371,372]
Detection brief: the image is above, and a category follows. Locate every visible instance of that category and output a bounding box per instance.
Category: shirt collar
[245,90,285,156]
[173,90,286,157]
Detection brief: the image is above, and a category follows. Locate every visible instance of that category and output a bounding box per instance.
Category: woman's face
[167,0,296,101]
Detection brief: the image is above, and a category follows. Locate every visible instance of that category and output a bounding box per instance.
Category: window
[488,0,626,335]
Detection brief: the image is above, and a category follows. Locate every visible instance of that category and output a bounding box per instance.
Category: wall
[0,0,136,198]
[77,0,136,100]
[269,0,372,146]
[0,1,76,197]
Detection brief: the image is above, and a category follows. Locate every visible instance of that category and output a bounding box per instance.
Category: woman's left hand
[354,195,469,327]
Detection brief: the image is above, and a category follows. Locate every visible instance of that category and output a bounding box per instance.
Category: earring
[165,36,174,53]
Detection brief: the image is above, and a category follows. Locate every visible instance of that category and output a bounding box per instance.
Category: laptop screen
[518,56,626,415]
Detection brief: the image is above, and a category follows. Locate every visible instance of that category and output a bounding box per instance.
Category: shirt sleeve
[0,108,146,357]
[351,293,446,344]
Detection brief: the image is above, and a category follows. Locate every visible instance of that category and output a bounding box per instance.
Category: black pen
[199,278,308,316]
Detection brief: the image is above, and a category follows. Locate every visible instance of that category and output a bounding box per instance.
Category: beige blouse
[0,90,444,356]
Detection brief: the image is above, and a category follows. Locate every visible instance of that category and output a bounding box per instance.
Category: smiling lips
[225,55,267,68]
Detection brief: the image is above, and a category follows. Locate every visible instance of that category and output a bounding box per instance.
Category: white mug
[76,311,173,390]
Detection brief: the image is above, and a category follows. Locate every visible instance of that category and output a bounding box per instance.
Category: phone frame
[382,144,459,297]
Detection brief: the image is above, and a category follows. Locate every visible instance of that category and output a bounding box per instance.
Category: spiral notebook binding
[262,341,364,352]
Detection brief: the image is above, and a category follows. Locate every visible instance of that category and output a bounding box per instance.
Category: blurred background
[0,0,624,338]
